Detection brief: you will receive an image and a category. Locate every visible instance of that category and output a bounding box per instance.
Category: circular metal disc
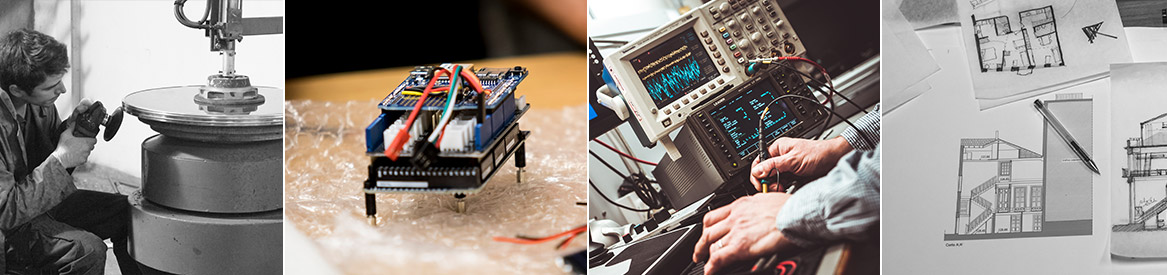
[123,85,282,127]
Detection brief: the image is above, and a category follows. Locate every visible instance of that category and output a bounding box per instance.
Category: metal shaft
[222,50,236,76]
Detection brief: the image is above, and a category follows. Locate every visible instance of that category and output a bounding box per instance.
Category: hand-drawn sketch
[971,6,1064,75]
[969,0,996,10]
[1111,62,1167,258]
[957,0,1131,110]
[946,98,1093,241]
[1116,114,1167,232]
[1081,21,1118,43]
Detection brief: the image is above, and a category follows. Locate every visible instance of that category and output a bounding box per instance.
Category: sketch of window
[1034,214,1042,231]
[1031,186,1043,211]
[971,5,1064,76]
[1011,215,1022,232]
[998,186,1011,213]
[999,161,1011,176]
[1014,186,1027,210]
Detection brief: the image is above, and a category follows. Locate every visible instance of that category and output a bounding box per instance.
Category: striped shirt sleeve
[775,144,880,248]
[840,104,881,151]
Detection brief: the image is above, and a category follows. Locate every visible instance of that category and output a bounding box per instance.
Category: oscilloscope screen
[629,28,719,109]
[709,79,801,159]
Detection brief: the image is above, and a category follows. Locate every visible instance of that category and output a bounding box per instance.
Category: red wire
[458,67,490,96]
[594,139,658,166]
[384,67,453,160]
[386,65,496,159]
[776,260,797,275]
[493,225,587,247]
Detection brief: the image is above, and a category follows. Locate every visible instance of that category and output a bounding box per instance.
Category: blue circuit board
[365,65,529,154]
[377,66,528,111]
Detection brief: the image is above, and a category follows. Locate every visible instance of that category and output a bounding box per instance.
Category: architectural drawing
[947,98,1093,241]
[952,137,1045,237]
[971,6,1065,75]
[969,0,996,10]
[1115,113,1167,232]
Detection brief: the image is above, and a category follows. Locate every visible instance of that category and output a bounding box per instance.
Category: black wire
[590,180,652,212]
[590,150,665,209]
[771,61,868,115]
[760,94,876,148]
[590,150,628,179]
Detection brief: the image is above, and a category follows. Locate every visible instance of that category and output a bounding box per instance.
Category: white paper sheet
[955,0,1133,109]
[883,0,942,113]
[1109,62,1167,259]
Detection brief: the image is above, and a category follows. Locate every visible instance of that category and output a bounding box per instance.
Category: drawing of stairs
[968,208,994,233]
[972,196,993,210]
[1135,198,1167,223]
[971,176,998,197]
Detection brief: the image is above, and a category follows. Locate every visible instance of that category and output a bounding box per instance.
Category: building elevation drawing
[1116,113,1167,232]
[971,5,1065,75]
[947,99,1093,241]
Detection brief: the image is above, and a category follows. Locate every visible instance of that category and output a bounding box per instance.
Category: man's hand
[52,122,96,168]
[750,137,852,191]
[64,98,95,124]
[692,193,796,274]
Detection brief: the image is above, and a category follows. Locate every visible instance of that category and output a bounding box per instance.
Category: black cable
[760,94,876,148]
[590,150,665,209]
[590,150,628,179]
[771,61,868,115]
[590,180,652,212]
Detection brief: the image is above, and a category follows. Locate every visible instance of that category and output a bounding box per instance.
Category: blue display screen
[629,28,719,109]
[708,80,800,159]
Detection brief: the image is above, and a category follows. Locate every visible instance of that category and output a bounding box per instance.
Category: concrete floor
[72,163,140,275]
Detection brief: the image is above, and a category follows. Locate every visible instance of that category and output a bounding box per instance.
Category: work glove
[53,113,98,169]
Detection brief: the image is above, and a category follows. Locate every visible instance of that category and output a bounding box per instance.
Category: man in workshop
[693,105,881,274]
[0,29,140,274]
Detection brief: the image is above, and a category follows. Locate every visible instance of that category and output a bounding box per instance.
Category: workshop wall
[39,0,285,177]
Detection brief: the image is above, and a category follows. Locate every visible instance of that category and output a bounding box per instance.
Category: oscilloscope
[602,0,806,157]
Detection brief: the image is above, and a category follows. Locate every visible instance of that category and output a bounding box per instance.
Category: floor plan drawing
[971,6,1065,75]
[946,98,1093,241]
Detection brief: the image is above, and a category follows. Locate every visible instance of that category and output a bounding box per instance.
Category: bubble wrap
[284,100,587,274]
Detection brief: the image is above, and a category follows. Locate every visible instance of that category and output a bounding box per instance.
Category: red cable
[385,67,453,160]
[493,225,587,247]
[459,67,491,96]
[386,66,496,159]
[594,139,658,166]
[776,260,797,275]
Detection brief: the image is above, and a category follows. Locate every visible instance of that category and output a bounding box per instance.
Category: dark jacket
[0,91,77,269]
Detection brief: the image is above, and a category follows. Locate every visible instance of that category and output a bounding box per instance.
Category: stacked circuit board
[363,64,530,200]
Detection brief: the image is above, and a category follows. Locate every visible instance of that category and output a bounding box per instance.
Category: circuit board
[365,65,529,154]
[362,64,531,204]
[377,66,528,111]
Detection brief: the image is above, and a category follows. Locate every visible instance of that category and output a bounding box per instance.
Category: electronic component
[686,65,826,179]
[601,0,806,157]
[363,64,530,216]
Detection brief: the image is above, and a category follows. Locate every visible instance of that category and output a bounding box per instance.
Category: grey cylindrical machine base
[129,197,282,275]
[142,135,281,212]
